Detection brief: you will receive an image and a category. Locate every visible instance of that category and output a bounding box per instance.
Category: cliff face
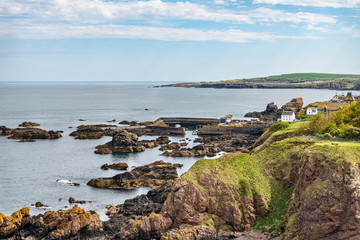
[127,138,360,240]
[161,153,271,231]
[282,145,360,240]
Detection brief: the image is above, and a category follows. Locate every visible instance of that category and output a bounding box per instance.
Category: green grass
[182,152,271,202]
[253,184,294,235]
[268,73,360,80]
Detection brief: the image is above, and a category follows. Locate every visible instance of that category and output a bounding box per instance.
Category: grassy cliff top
[266,73,360,80]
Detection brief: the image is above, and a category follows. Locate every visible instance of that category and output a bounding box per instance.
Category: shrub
[343,127,360,138]
[269,122,290,133]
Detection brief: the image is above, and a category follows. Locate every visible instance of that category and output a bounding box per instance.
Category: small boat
[192,130,198,135]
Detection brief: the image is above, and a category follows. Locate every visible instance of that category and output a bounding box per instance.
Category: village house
[306,107,318,116]
[220,114,233,124]
[307,92,358,117]
[281,111,296,122]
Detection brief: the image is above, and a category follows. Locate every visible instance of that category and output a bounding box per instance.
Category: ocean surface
[1,82,358,219]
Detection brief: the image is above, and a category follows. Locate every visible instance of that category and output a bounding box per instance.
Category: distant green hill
[160,73,360,90]
[268,73,360,80]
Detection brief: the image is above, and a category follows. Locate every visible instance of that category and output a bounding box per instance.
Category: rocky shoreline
[4,108,360,240]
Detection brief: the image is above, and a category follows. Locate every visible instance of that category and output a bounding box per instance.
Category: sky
[0,0,359,82]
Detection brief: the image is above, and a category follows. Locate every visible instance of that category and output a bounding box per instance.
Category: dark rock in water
[78,119,86,121]
[95,130,146,154]
[145,108,149,111]
[18,139,36,142]
[70,124,118,139]
[138,140,159,148]
[35,202,44,208]
[8,128,62,139]
[18,122,40,127]
[105,181,173,219]
[88,160,178,189]
[107,119,116,123]
[0,205,103,239]
[68,197,89,204]
[119,120,138,126]
[56,179,80,186]
[101,163,128,170]
[173,163,183,168]
[163,133,257,157]
[159,142,187,151]
[0,126,12,135]
[155,136,170,145]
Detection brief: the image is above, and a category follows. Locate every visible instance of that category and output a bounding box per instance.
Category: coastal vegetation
[161,73,360,90]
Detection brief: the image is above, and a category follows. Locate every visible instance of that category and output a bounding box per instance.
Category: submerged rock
[18,139,36,142]
[87,160,178,189]
[56,179,80,187]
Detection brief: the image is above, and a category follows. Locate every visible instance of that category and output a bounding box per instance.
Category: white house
[306,107,318,116]
[281,111,296,122]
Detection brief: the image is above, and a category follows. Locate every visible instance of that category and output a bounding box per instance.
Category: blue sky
[0,0,359,82]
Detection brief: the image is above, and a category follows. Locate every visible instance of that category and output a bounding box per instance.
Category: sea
[0,82,358,220]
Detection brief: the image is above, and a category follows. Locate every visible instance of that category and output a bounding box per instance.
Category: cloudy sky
[1,0,359,82]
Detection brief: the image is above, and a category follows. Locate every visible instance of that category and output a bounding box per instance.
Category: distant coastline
[158,73,360,90]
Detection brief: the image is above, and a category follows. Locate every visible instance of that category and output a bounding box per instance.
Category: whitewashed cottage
[306,107,318,116]
[281,111,296,122]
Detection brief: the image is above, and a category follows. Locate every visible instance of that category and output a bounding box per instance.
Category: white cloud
[253,0,360,8]
[0,21,319,42]
[0,0,336,25]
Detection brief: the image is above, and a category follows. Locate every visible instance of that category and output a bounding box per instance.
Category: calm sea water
[0,82,358,219]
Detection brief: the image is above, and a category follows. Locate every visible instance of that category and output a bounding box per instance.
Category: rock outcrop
[162,133,255,157]
[94,130,145,154]
[159,142,187,151]
[69,124,118,139]
[245,102,278,121]
[18,122,40,127]
[278,97,304,117]
[0,206,103,240]
[245,98,304,120]
[101,163,128,170]
[0,208,32,238]
[137,140,159,148]
[0,126,12,135]
[8,128,62,139]
[87,160,179,189]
